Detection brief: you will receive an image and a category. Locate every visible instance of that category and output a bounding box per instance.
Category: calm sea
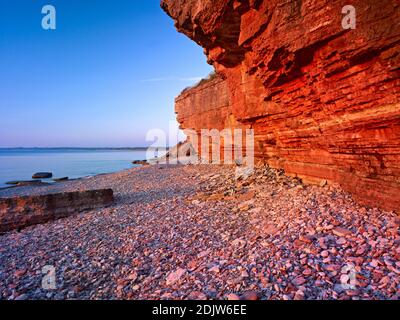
[0,148,151,188]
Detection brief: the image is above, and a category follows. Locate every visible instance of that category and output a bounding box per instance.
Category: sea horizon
[0,147,168,188]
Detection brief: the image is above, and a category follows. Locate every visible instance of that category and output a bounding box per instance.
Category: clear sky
[0,0,212,147]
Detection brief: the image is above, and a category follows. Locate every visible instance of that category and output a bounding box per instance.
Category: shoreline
[0,161,146,196]
[0,163,399,300]
[0,147,163,191]
[0,165,143,199]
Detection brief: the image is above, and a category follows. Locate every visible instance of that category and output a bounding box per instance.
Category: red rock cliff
[161,0,400,211]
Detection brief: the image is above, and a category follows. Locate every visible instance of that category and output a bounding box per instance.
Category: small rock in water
[5,181,20,185]
[53,177,68,182]
[32,172,53,179]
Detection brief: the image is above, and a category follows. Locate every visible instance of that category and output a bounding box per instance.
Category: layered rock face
[0,189,114,232]
[162,0,400,211]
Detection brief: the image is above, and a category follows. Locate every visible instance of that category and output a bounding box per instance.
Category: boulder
[32,172,53,179]
[0,188,114,232]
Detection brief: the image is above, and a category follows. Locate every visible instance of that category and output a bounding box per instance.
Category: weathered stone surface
[32,172,52,179]
[162,0,400,211]
[52,177,69,182]
[0,189,114,232]
[6,180,44,186]
[132,160,149,166]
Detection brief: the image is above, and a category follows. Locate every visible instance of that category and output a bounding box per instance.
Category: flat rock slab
[53,177,69,182]
[6,180,43,186]
[0,188,114,233]
[32,172,53,179]
[132,160,148,165]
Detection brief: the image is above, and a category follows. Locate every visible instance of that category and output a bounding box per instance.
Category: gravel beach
[0,164,399,300]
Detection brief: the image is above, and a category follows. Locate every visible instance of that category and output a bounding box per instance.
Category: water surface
[0,148,150,187]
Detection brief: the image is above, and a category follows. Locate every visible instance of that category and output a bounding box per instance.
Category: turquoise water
[0,148,149,188]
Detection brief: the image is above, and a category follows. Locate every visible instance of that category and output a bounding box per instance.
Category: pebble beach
[0,164,399,300]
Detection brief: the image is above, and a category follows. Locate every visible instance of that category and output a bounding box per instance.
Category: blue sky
[0,0,212,147]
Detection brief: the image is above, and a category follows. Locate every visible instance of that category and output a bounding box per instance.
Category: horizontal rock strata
[162,0,400,211]
[0,189,114,232]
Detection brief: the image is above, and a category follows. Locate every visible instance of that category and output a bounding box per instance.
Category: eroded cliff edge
[162,0,400,211]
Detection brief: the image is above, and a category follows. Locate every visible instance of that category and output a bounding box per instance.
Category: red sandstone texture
[161,0,400,211]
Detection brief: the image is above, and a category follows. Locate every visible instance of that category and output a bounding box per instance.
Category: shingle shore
[0,164,399,300]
